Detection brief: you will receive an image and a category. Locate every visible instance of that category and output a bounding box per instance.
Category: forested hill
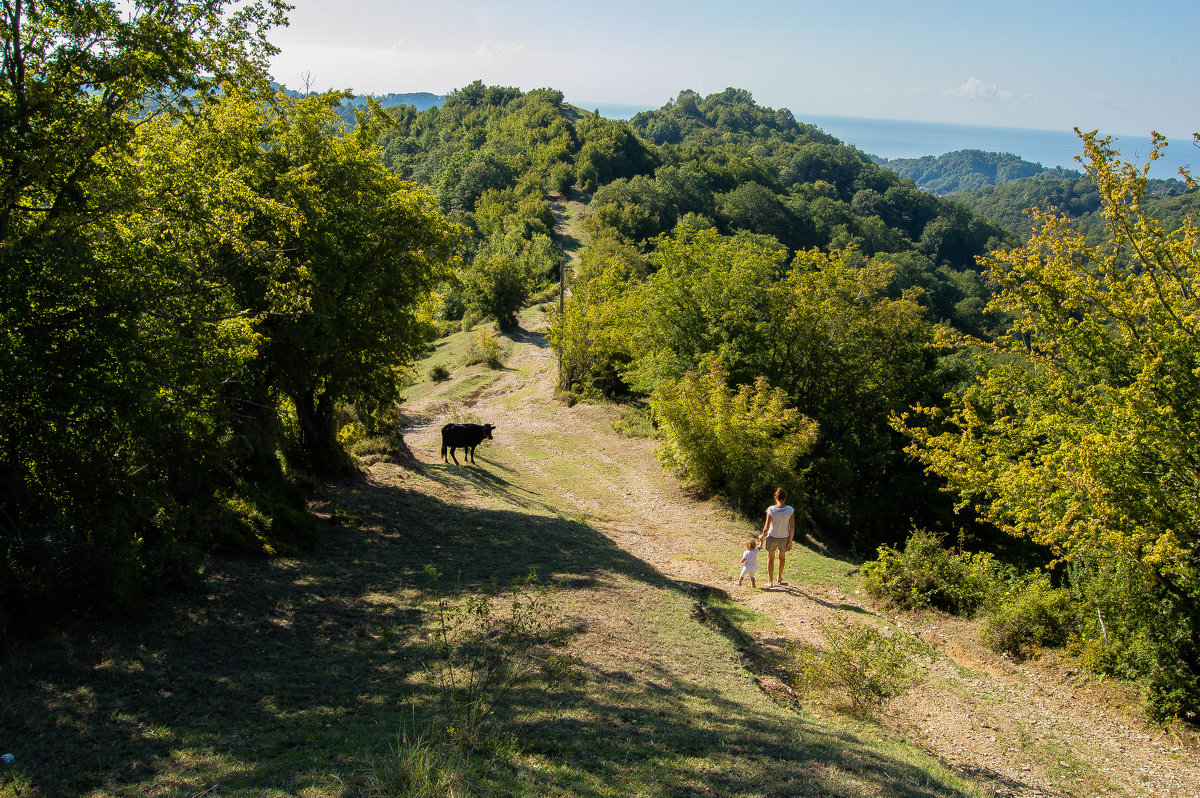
[370,83,1014,338]
[4,37,1197,724]
[874,149,1077,195]
[952,170,1197,239]
[373,83,1017,554]
[868,147,1198,240]
[8,0,1199,745]
[337,91,443,124]
[273,84,444,124]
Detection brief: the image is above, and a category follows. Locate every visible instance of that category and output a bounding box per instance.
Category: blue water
[806,114,1194,182]
[577,102,657,120]
[581,100,1195,182]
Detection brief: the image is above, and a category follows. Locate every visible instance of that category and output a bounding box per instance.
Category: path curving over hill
[391,315,1200,798]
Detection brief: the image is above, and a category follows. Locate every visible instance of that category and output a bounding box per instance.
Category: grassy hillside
[5,311,1196,797]
[0,334,979,798]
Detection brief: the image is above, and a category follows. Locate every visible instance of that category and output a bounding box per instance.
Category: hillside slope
[874,150,1072,195]
[391,313,1200,798]
[5,312,1197,797]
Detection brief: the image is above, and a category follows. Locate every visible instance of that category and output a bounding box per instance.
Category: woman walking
[760,487,795,588]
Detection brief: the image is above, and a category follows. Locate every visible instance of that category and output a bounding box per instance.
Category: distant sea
[582,101,1194,182]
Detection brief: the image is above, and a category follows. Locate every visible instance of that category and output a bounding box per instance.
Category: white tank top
[766,505,794,537]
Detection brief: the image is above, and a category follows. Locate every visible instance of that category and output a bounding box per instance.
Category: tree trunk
[293,389,353,475]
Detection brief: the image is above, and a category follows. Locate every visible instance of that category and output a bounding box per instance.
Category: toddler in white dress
[738,538,759,588]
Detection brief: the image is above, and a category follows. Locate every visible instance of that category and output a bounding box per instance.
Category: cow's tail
[441,440,447,461]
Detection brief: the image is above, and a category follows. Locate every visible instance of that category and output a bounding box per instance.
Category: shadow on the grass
[0,476,997,798]
[511,666,977,798]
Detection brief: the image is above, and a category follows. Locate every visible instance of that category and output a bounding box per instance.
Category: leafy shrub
[1068,557,1200,722]
[528,283,560,305]
[209,489,321,557]
[981,575,1075,660]
[337,421,369,446]
[549,161,574,196]
[649,358,817,512]
[335,403,409,462]
[861,528,1000,617]
[347,434,407,460]
[464,328,504,368]
[788,623,922,712]
[429,364,452,383]
[328,508,367,528]
[461,251,535,331]
[611,406,656,439]
[548,239,642,399]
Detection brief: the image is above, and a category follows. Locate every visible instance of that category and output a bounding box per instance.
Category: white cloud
[470,40,527,64]
[947,77,1014,102]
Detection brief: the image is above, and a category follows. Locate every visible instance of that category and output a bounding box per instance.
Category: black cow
[441,422,495,465]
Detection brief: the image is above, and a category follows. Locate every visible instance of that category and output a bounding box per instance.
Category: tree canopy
[898,132,1200,719]
[1,2,461,625]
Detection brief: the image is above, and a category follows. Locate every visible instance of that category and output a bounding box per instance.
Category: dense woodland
[878,149,1071,195]
[2,1,1197,723]
[884,148,1200,244]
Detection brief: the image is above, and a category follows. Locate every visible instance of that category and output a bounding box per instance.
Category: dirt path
[392,322,1200,798]
[548,190,590,269]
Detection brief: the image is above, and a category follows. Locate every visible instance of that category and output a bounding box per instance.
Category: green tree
[898,131,1200,720]
[0,0,287,621]
[573,114,657,193]
[461,231,555,332]
[549,237,644,397]
[623,227,788,391]
[756,248,941,541]
[650,358,817,511]
[604,229,942,539]
[241,91,464,474]
[717,181,799,247]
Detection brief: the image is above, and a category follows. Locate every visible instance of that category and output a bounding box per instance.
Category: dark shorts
[764,536,790,553]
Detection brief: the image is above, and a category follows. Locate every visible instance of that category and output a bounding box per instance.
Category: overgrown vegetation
[788,623,923,713]
[861,528,1079,660]
[980,576,1075,661]
[898,132,1200,722]
[650,358,818,511]
[464,328,506,369]
[3,1,468,627]
[7,0,1200,730]
[862,529,1000,617]
[553,225,955,547]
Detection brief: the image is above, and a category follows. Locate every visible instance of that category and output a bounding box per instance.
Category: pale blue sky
[269,0,1198,140]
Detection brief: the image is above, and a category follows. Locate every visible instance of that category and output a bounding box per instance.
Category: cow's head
[483,423,495,439]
